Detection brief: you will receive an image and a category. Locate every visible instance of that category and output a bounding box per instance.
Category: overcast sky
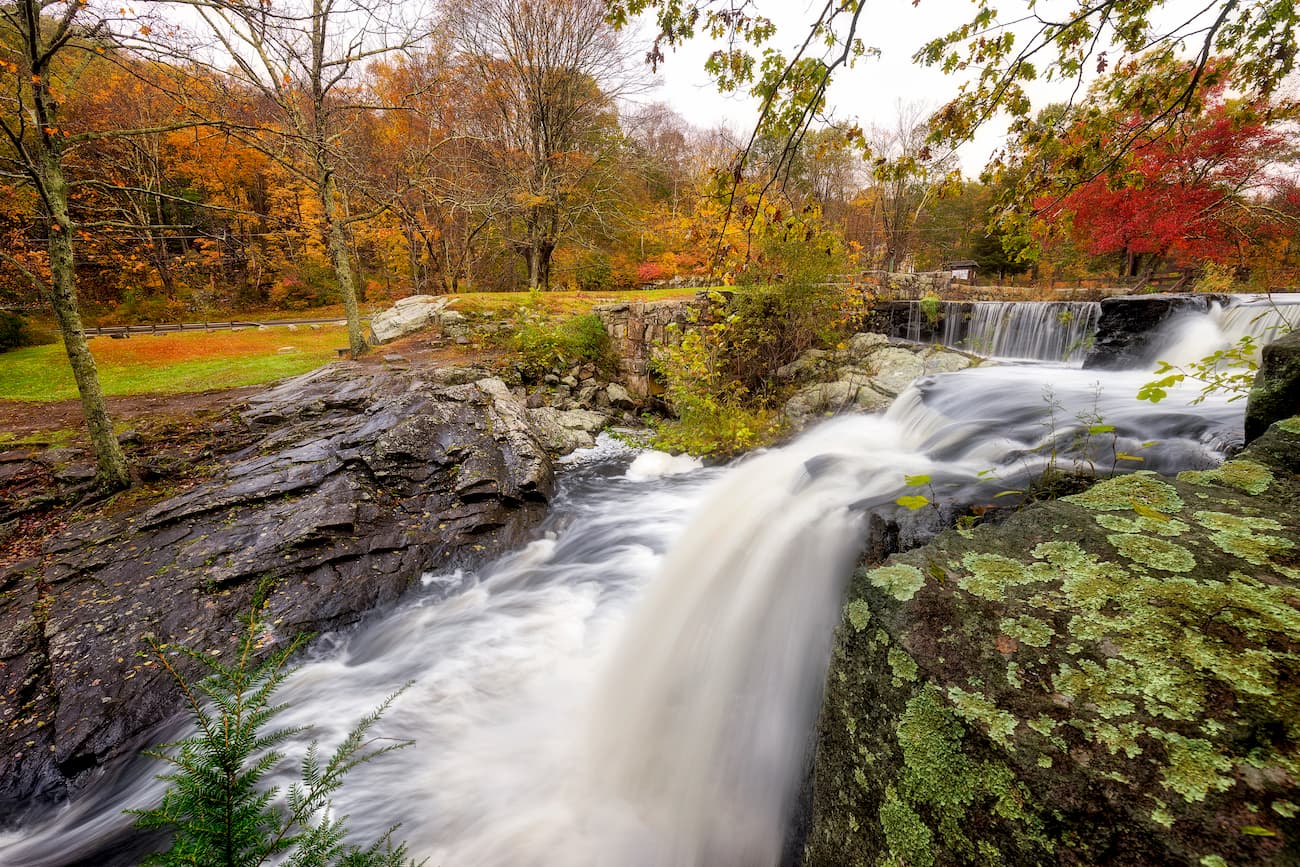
[629,0,1225,175]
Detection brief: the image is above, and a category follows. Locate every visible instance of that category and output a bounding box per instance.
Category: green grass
[0,328,347,402]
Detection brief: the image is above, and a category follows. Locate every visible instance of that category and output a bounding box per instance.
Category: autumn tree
[1032,58,1297,280]
[0,3,204,489]
[188,0,425,355]
[451,0,632,290]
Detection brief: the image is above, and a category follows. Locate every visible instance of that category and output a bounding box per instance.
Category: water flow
[1152,295,1300,368]
[902,300,1101,362]
[1,358,1248,867]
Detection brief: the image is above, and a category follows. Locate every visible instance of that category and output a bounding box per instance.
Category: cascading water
[0,307,1270,866]
[1146,294,1300,368]
[899,300,1102,362]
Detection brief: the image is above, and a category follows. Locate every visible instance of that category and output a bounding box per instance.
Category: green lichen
[958,552,1045,600]
[1151,803,1174,828]
[1200,855,1228,867]
[1178,459,1274,495]
[888,646,919,682]
[1094,513,1190,537]
[1028,716,1056,737]
[880,786,935,867]
[1036,755,1052,769]
[1273,800,1298,818]
[1063,473,1183,513]
[1192,511,1282,534]
[998,615,1054,647]
[1106,533,1196,573]
[846,598,871,632]
[1150,730,1234,803]
[947,686,1017,747]
[868,564,926,601]
[1277,417,1300,434]
[1207,529,1295,567]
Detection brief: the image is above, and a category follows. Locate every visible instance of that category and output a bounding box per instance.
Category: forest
[1,0,1298,336]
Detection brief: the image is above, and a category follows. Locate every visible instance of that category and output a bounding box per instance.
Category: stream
[1,299,1292,866]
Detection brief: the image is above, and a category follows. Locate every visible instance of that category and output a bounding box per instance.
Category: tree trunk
[44,156,130,490]
[319,170,367,356]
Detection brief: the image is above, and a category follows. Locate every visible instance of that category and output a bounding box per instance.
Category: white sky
[631,0,1224,175]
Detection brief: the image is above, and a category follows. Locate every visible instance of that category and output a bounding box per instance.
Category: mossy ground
[806,418,1300,866]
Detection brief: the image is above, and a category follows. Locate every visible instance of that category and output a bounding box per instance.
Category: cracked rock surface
[0,362,554,817]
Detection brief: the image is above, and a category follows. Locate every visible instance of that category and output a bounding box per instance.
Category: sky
[629,0,1224,175]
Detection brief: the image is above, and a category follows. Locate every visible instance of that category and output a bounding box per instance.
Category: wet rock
[806,421,1300,866]
[1245,330,1300,444]
[863,347,927,396]
[0,364,555,817]
[1084,294,1226,370]
[776,349,832,382]
[527,407,610,455]
[606,383,637,410]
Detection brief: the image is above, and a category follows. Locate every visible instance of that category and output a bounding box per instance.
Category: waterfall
[1146,294,1300,368]
[0,319,1255,866]
[897,300,1102,363]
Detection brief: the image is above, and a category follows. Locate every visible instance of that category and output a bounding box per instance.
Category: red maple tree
[1054,92,1294,278]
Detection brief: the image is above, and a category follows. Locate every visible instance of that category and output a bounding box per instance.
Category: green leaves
[895,494,930,511]
[133,605,420,867]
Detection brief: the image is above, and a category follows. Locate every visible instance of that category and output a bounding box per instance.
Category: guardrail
[83,317,369,337]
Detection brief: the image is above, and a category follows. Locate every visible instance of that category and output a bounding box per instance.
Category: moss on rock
[805,417,1300,866]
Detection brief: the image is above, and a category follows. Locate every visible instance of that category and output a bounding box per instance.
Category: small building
[943,259,978,282]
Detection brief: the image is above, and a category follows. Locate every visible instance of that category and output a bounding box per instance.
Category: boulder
[783,379,892,426]
[526,407,610,454]
[606,383,638,411]
[805,419,1300,866]
[368,295,454,344]
[0,364,554,816]
[865,347,927,396]
[1245,330,1300,444]
[920,345,974,375]
[1084,294,1226,370]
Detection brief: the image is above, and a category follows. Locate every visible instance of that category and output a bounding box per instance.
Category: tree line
[2,0,1297,487]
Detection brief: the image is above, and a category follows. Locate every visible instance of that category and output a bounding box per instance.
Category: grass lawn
[0,327,348,402]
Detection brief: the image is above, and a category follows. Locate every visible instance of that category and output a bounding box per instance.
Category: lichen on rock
[805,416,1300,866]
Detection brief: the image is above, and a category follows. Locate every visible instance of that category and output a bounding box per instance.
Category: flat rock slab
[0,363,554,816]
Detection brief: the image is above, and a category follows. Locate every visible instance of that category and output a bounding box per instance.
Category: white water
[898,300,1101,362]
[1148,295,1300,369]
[0,312,1265,866]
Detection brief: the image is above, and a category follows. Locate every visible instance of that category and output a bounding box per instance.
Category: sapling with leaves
[132,606,421,867]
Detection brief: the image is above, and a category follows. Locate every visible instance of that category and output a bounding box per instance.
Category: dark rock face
[1084,294,1225,370]
[1245,330,1300,444]
[806,416,1300,866]
[0,364,554,818]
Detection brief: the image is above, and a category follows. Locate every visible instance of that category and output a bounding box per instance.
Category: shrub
[511,311,613,380]
[574,253,613,292]
[0,311,28,352]
[650,322,782,457]
[636,261,668,283]
[132,606,419,867]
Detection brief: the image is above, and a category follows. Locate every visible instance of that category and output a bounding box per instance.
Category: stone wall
[596,296,711,397]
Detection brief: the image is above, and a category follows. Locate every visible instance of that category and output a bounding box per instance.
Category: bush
[0,311,28,352]
[574,253,613,292]
[636,261,668,283]
[511,311,613,380]
[132,606,419,867]
[650,322,782,457]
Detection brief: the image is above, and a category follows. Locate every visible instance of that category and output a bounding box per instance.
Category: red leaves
[1059,101,1292,265]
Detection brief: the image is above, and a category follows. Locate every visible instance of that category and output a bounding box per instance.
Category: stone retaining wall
[596,296,710,397]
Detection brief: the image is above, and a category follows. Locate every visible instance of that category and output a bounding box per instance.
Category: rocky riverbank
[0,361,615,818]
